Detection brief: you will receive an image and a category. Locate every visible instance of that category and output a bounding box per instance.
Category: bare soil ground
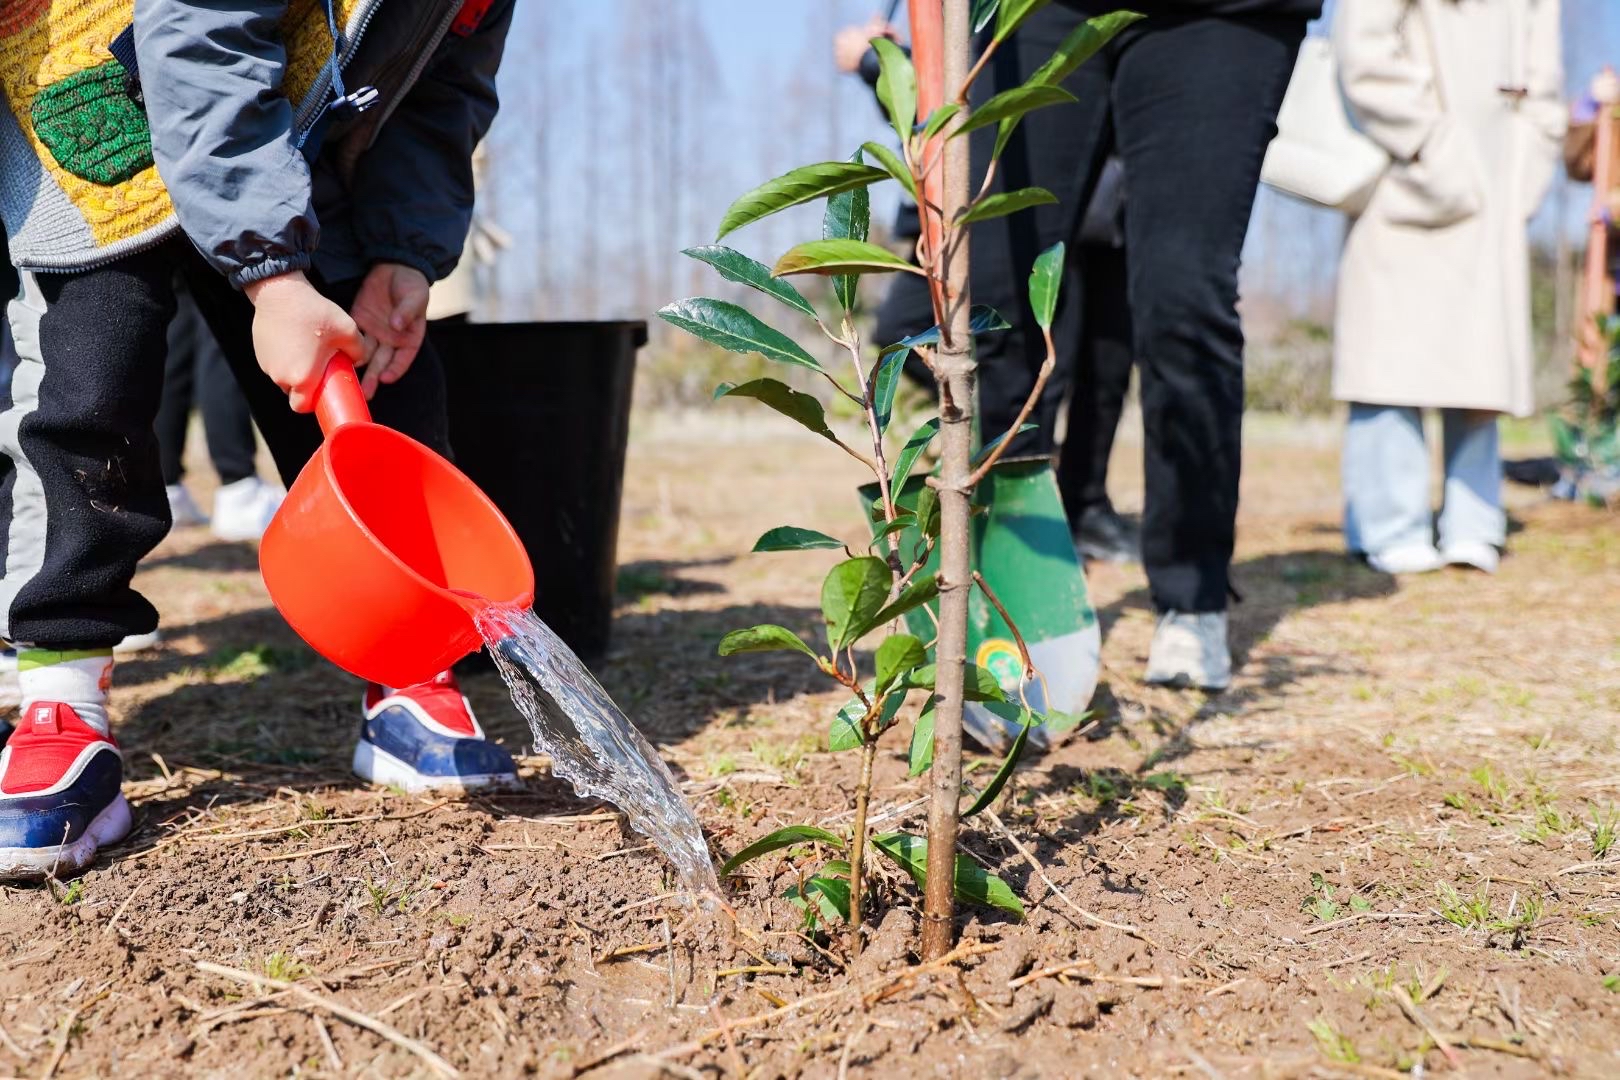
[1,414,1617,1079]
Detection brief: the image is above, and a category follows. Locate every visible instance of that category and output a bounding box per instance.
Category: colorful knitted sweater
[0,0,364,272]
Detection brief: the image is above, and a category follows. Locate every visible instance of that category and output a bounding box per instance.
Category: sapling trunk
[847,737,878,954]
[919,0,975,962]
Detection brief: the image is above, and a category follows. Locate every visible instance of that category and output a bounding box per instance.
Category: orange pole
[910,1,945,281]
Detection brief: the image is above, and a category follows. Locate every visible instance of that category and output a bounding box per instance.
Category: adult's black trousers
[972,5,1304,612]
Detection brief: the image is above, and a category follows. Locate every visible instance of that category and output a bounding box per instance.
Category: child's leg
[174,256,516,792]
[0,246,178,878]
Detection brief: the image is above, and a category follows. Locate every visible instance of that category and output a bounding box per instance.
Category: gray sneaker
[1144,611,1231,691]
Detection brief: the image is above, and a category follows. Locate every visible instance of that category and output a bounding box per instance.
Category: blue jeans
[1342,404,1505,555]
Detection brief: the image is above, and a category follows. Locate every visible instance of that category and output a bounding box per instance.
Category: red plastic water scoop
[259,357,534,688]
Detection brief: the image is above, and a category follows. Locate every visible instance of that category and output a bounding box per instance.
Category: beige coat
[1332,0,1565,416]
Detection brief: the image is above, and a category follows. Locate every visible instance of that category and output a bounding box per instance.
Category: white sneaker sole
[0,793,133,880]
[1144,668,1232,692]
[351,741,519,794]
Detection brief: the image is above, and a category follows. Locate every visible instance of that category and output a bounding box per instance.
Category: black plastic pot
[432,320,645,665]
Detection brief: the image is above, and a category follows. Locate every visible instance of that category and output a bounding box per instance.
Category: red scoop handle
[314,356,371,437]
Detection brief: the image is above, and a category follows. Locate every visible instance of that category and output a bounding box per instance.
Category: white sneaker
[211,477,284,542]
[166,483,208,528]
[1366,543,1444,576]
[1439,540,1500,574]
[1144,611,1231,692]
[0,648,17,711]
[114,630,161,655]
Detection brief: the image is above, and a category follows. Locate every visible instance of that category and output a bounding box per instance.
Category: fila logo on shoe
[31,704,60,734]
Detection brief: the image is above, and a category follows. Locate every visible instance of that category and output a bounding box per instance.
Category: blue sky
[476,1,1620,324]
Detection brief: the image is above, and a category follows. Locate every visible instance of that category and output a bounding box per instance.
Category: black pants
[0,236,450,648]
[155,282,258,487]
[971,6,1304,611]
[873,238,1135,520]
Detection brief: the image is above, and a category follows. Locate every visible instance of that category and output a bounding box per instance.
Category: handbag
[1261,35,1389,213]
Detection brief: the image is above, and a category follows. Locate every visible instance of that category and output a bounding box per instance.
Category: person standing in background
[1333,0,1564,576]
[155,277,285,542]
[837,13,1143,565]
[971,0,1317,691]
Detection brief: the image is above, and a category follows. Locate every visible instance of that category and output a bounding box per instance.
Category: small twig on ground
[837,1019,873,1080]
[598,941,665,962]
[1387,987,1461,1068]
[39,1006,79,1080]
[313,1014,343,1071]
[566,1034,642,1078]
[104,882,147,936]
[1555,859,1613,876]
[985,809,1161,950]
[257,842,356,863]
[0,1015,27,1061]
[1304,912,1427,936]
[195,961,459,1078]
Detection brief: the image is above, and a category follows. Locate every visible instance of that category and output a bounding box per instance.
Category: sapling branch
[847,737,878,953]
[972,569,1051,712]
[968,324,1056,486]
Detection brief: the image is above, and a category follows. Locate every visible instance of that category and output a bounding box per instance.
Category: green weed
[1306,1017,1360,1064]
[1590,803,1618,858]
[263,951,310,981]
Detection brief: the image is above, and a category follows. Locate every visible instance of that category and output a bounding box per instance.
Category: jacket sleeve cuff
[364,247,441,285]
[231,251,315,291]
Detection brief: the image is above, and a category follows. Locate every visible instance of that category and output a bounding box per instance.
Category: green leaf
[830,686,904,751]
[878,304,1011,359]
[905,662,1007,701]
[874,634,927,694]
[869,348,908,436]
[891,417,941,491]
[784,874,851,926]
[721,825,845,876]
[908,704,935,777]
[920,103,962,141]
[994,0,1052,41]
[869,514,916,550]
[717,161,892,241]
[658,298,823,372]
[753,525,845,553]
[821,557,894,650]
[871,37,917,148]
[774,239,917,278]
[717,378,836,441]
[857,573,940,639]
[958,186,1058,225]
[859,140,918,202]
[964,710,1033,817]
[956,84,1077,138]
[680,246,816,318]
[718,624,819,661]
[914,486,941,539]
[971,0,1001,33]
[872,832,1025,917]
[1041,708,1092,735]
[1028,12,1144,88]
[824,149,871,312]
[971,422,1039,468]
[1029,240,1065,329]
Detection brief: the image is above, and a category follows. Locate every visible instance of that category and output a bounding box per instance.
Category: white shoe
[1366,543,1444,576]
[1439,540,1500,574]
[166,483,208,528]
[114,630,161,655]
[211,477,284,542]
[0,648,17,711]
[1144,611,1231,692]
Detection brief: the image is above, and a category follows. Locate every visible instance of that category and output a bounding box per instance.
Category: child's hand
[244,271,365,413]
[351,262,431,400]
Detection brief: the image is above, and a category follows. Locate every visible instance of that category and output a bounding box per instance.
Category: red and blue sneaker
[353,671,519,792]
[0,703,132,880]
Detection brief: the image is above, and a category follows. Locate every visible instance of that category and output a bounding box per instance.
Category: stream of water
[474,604,719,897]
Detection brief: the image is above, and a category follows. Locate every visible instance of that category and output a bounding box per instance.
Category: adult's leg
[1111,14,1304,611]
[1342,403,1432,556]
[971,4,1119,458]
[178,258,451,486]
[1437,408,1506,550]
[0,247,178,648]
[1057,242,1133,516]
[154,304,197,488]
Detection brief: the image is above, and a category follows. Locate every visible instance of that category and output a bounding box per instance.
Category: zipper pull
[326,85,380,121]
